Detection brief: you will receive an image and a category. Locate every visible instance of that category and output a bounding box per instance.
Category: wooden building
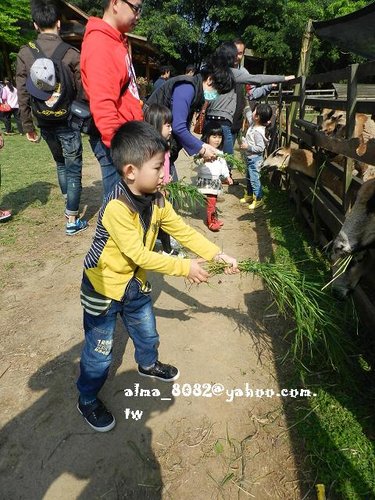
[59,1,159,80]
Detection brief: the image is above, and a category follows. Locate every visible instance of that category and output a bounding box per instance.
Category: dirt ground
[0,147,309,499]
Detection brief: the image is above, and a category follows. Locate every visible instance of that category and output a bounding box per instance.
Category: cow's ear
[356,136,367,156]
[332,113,344,122]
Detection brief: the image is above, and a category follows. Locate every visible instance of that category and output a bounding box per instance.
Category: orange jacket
[81,17,143,147]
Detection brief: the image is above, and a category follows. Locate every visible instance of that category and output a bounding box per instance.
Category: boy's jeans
[77,278,159,403]
[246,154,263,199]
[89,136,121,199]
[41,126,83,216]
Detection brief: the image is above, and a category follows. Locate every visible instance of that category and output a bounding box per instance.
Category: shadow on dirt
[1,181,55,216]
[0,323,174,499]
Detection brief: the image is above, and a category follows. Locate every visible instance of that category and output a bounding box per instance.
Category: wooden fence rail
[264,60,375,334]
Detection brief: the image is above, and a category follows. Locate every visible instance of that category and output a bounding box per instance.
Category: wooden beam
[288,19,315,143]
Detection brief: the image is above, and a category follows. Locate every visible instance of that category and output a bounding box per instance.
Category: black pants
[3,109,23,134]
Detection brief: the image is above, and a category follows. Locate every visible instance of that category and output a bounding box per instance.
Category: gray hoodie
[206,67,285,123]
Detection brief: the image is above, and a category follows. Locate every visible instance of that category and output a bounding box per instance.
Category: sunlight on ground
[44,473,89,499]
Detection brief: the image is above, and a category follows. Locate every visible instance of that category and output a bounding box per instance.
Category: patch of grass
[296,388,375,499]
[208,258,352,370]
[262,181,375,499]
[0,133,59,245]
[0,134,93,247]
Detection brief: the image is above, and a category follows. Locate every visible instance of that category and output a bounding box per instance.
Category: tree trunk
[1,42,13,79]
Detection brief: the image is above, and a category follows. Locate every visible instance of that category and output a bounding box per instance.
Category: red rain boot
[206,195,221,231]
[214,211,224,227]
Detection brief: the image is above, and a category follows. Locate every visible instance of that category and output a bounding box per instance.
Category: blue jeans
[77,278,159,402]
[221,124,234,155]
[41,126,83,216]
[231,130,241,149]
[169,162,178,182]
[246,155,263,199]
[89,136,121,199]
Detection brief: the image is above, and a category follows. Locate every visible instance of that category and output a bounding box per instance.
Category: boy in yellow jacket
[77,120,238,432]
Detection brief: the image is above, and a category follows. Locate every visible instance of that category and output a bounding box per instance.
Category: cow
[262,147,316,177]
[262,147,342,197]
[319,109,375,181]
[331,179,375,298]
[263,144,375,192]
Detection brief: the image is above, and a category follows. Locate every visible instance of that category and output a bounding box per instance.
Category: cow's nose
[332,286,350,300]
[332,234,352,256]
[332,240,345,253]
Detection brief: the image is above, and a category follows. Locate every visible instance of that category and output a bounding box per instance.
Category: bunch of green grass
[208,258,350,369]
[165,179,205,210]
[222,153,246,174]
[321,254,353,291]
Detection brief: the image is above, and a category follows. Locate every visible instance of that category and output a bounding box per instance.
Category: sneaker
[77,398,116,432]
[240,194,253,204]
[66,218,88,235]
[138,360,180,382]
[248,199,264,211]
[0,209,12,222]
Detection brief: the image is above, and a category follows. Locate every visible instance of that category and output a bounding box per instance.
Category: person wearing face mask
[145,56,234,169]
[205,41,294,180]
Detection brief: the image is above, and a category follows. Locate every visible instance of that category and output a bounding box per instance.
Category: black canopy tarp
[313,2,375,60]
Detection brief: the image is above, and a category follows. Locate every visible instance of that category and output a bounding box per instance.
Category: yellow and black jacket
[83,181,220,302]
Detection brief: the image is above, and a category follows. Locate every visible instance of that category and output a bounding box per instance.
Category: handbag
[68,100,97,135]
[0,103,11,113]
[193,101,209,135]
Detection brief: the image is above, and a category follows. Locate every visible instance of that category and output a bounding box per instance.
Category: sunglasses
[121,0,142,14]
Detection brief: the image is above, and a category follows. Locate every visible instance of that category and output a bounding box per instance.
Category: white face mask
[203,89,218,101]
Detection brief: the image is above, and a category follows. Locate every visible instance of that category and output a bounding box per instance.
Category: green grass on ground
[2,133,374,498]
[262,181,375,499]
[0,132,94,247]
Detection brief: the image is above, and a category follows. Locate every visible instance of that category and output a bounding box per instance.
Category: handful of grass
[208,258,348,368]
[321,255,353,291]
[222,153,246,174]
[165,179,205,210]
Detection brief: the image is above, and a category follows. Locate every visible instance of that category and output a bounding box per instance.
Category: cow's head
[262,147,291,172]
[331,179,375,297]
[332,179,375,257]
[331,250,367,299]
[319,109,346,136]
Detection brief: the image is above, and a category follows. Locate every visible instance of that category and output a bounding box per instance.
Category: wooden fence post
[343,63,358,212]
[288,19,314,141]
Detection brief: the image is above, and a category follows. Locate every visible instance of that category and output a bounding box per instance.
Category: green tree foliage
[0,0,32,47]
[69,0,103,17]
[135,0,215,68]
[67,0,372,74]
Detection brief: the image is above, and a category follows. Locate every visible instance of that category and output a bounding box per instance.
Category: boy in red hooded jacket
[81,0,143,197]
